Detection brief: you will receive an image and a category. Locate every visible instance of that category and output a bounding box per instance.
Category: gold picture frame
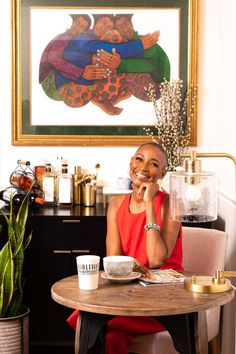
[12,0,199,146]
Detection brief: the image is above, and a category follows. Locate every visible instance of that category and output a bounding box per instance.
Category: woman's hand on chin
[138,181,159,202]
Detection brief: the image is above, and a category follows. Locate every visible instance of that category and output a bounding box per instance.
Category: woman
[67,142,183,353]
[105,141,183,354]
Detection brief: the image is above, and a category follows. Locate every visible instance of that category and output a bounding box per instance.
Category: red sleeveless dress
[117,191,183,270]
[67,191,183,354]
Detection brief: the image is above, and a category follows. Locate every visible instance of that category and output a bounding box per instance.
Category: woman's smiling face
[129,144,167,186]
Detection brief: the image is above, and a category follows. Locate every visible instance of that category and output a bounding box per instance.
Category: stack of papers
[139,269,186,286]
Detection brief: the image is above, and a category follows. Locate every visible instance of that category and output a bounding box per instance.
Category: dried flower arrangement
[144,79,197,171]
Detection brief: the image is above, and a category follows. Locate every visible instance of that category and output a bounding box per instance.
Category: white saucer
[101,271,141,283]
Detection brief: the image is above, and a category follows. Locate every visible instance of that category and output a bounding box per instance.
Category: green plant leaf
[0,244,14,317]
[16,182,34,228]
[0,183,33,317]
[23,233,33,250]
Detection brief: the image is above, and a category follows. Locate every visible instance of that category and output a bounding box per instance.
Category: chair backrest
[182,227,228,342]
[128,227,228,354]
[182,226,228,275]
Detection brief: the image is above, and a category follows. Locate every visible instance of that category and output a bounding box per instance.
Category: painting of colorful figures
[12,0,198,145]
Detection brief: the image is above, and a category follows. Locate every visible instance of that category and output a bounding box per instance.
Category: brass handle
[71,250,90,254]
[221,271,236,277]
[215,270,236,280]
[53,250,71,254]
[62,219,81,223]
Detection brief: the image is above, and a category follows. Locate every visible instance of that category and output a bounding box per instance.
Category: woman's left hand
[138,180,160,203]
[133,259,150,277]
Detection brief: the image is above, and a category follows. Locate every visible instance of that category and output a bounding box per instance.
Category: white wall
[0,0,235,352]
[198,1,236,353]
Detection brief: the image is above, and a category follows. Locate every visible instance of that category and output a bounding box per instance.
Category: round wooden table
[51,273,234,354]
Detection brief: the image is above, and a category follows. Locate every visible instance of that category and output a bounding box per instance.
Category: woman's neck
[129,192,145,214]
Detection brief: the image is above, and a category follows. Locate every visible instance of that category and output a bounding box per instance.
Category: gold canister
[73,166,83,204]
[82,184,97,206]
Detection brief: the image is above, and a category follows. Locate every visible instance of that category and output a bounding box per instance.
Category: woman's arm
[141,182,181,268]
[106,195,124,256]
[106,194,151,277]
[146,195,180,268]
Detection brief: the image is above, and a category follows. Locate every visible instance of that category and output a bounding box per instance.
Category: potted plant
[0,188,32,353]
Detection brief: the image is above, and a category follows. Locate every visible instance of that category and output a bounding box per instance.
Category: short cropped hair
[137,142,168,168]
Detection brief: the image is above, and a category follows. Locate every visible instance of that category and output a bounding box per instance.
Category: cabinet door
[24,249,74,344]
[23,218,74,344]
[67,217,107,273]
[23,215,107,348]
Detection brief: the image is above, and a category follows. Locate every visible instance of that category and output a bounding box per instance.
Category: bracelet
[144,223,161,232]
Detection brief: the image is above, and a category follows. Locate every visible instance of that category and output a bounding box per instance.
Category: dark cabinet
[0,205,107,354]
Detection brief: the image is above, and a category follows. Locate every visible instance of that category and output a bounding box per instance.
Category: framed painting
[12,0,199,146]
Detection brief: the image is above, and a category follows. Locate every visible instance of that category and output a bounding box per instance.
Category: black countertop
[1,203,107,218]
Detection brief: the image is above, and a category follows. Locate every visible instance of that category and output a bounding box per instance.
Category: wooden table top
[51,273,235,317]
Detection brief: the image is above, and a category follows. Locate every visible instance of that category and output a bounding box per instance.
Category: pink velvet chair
[128,227,228,354]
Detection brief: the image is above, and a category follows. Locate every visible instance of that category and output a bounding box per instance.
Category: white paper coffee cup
[76,255,100,290]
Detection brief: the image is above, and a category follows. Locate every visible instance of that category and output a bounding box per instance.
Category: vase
[0,306,30,354]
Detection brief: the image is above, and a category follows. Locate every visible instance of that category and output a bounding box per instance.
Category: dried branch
[144,79,197,171]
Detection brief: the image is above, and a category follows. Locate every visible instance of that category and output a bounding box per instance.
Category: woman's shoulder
[108,193,130,213]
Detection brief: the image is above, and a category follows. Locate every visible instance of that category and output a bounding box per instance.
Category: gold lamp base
[184,276,232,293]
[184,270,236,293]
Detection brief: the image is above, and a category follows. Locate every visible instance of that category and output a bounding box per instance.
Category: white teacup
[103,256,134,277]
